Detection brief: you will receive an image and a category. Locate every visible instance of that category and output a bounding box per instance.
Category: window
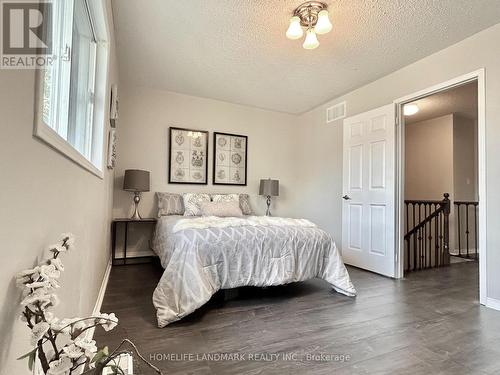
[36,0,108,178]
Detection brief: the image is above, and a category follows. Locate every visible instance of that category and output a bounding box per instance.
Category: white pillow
[211,193,239,203]
[200,201,243,217]
[156,192,184,216]
[212,193,253,215]
[183,193,211,216]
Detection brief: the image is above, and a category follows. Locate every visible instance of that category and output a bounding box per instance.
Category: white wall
[405,115,454,200]
[453,114,478,201]
[112,86,300,254]
[297,23,500,301]
[0,3,118,374]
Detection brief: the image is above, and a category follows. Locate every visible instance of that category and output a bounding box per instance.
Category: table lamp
[123,169,150,219]
[259,178,279,216]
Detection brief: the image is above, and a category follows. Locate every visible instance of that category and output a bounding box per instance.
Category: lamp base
[266,195,272,216]
[130,192,142,219]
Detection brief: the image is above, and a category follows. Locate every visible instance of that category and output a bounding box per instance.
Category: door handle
[342,195,351,200]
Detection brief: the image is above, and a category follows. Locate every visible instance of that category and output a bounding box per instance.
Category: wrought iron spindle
[457,205,461,257]
[454,201,479,260]
[474,205,478,260]
[465,203,470,258]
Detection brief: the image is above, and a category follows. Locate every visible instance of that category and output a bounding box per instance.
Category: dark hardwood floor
[94,261,500,374]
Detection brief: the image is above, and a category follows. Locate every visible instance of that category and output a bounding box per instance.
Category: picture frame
[168,127,209,184]
[213,132,247,185]
[109,84,119,128]
[107,129,117,169]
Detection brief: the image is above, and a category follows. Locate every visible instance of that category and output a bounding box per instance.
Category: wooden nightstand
[111,218,157,265]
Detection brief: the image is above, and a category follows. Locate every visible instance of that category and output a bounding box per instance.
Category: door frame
[393,69,486,305]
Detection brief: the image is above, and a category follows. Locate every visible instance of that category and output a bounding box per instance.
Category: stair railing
[404,193,451,272]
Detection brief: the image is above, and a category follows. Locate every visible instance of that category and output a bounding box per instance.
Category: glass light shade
[314,10,332,34]
[404,104,419,116]
[303,28,319,49]
[286,16,303,39]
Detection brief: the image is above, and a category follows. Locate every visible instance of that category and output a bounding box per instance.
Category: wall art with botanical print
[107,129,117,169]
[169,127,209,184]
[213,132,247,185]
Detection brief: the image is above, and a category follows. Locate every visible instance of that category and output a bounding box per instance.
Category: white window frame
[34,0,110,179]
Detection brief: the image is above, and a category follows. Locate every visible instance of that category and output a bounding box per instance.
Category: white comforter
[152,215,356,327]
[172,215,317,232]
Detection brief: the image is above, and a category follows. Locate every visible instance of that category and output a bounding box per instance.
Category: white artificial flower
[39,293,59,309]
[21,290,51,308]
[17,267,41,278]
[71,318,87,332]
[49,318,66,334]
[98,313,119,331]
[26,280,51,290]
[40,264,61,280]
[46,277,60,289]
[50,258,65,271]
[74,337,97,357]
[48,244,66,253]
[15,267,41,287]
[30,322,50,346]
[47,357,72,375]
[62,343,84,359]
[44,311,55,323]
[51,318,75,334]
[51,317,86,335]
[59,233,75,251]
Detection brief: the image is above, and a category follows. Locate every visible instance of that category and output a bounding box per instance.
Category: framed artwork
[169,127,209,184]
[107,129,117,169]
[213,132,247,185]
[109,84,119,128]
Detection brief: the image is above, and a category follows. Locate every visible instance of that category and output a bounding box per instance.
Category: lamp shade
[286,16,303,40]
[259,179,279,197]
[123,169,150,192]
[303,28,319,50]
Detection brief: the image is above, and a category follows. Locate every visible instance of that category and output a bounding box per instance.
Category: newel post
[442,193,451,265]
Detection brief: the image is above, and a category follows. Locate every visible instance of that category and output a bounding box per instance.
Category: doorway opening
[395,70,486,304]
[403,81,478,272]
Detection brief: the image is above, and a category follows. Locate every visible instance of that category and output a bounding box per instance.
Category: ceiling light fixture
[404,104,419,116]
[286,1,332,50]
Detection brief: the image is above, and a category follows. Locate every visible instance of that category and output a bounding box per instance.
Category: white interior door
[342,104,396,277]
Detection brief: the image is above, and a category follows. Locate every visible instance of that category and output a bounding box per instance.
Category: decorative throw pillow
[200,201,243,217]
[239,194,253,215]
[211,194,239,203]
[212,193,253,215]
[183,193,211,216]
[156,192,184,217]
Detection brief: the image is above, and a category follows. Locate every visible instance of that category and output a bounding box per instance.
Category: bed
[151,215,356,327]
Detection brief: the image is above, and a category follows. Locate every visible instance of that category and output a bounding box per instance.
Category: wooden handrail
[454,201,479,206]
[404,207,443,239]
[404,199,443,205]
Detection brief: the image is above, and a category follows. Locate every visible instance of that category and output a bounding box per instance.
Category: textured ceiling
[112,0,500,114]
[406,82,477,124]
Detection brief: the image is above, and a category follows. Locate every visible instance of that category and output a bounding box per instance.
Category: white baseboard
[486,297,500,312]
[85,257,112,341]
[449,249,479,256]
[113,250,154,258]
